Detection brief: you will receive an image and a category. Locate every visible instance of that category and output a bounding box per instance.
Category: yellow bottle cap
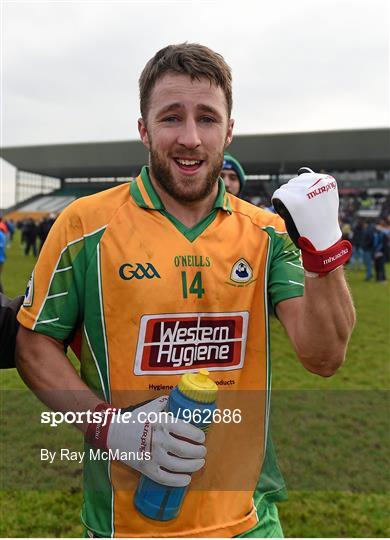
[178,369,218,403]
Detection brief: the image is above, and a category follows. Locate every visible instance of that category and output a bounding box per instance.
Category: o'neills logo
[307,178,337,200]
[323,248,349,266]
[134,312,249,375]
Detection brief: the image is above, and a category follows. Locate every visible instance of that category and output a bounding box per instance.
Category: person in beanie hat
[220,152,246,196]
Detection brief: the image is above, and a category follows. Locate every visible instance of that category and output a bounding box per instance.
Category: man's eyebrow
[196,104,222,117]
[156,103,183,116]
[156,103,223,118]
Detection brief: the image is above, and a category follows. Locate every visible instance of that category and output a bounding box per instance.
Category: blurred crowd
[17,214,57,257]
[0,214,57,293]
[339,194,389,283]
[341,217,389,283]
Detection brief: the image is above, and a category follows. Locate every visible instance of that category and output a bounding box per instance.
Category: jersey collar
[130,166,232,214]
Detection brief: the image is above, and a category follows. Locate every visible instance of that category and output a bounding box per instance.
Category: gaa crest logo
[230,259,253,284]
[119,263,160,281]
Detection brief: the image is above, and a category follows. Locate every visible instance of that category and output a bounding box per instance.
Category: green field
[0,232,389,537]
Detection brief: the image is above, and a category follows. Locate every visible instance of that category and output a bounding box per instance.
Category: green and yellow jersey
[18,167,304,538]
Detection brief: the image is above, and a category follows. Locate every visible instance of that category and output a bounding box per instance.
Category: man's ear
[138,118,150,149]
[224,118,234,148]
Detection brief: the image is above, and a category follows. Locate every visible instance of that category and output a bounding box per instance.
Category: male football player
[16,43,355,537]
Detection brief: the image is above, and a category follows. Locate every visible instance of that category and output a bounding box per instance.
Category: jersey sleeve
[17,204,87,341]
[263,217,304,309]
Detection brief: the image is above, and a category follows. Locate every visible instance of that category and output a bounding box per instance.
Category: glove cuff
[85,402,116,450]
[298,237,352,274]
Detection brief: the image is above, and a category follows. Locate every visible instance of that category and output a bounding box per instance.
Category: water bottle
[134,368,218,521]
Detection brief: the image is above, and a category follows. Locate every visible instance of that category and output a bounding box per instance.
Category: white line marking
[55,266,72,273]
[84,326,108,402]
[33,225,107,329]
[47,292,69,299]
[36,317,60,325]
[287,261,304,269]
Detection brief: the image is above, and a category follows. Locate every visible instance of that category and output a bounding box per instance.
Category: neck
[149,175,219,228]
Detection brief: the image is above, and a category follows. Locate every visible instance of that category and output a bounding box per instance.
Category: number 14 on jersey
[181,271,205,299]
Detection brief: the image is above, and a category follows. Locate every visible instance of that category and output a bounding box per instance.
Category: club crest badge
[230,259,253,284]
[23,271,34,307]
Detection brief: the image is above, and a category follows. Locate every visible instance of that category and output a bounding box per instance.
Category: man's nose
[177,118,201,149]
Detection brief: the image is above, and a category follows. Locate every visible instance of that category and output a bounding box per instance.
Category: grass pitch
[0,232,389,537]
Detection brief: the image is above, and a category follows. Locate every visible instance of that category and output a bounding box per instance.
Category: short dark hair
[139,43,232,120]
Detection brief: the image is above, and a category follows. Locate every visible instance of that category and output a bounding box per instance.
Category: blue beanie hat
[222,153,246,193]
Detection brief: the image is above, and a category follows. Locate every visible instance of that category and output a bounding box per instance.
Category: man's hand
[86,397,206,487]
[272,167,352,274]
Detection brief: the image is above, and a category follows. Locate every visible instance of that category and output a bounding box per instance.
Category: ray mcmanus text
[41,448,151,464]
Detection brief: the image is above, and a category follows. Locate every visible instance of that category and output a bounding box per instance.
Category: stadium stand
[1,129,389,224]
[18,196,75,214]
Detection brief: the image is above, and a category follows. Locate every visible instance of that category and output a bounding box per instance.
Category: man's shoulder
[59,183,132,233]
[229,196,287,233]
[69,183,131,211]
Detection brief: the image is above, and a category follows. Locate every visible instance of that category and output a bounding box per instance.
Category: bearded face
[149,141,224,203]
[138,73,233,205]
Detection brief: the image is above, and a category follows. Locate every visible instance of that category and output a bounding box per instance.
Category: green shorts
[236,501,284,538]
[84,500,283,538]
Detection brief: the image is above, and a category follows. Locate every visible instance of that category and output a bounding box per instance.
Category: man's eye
[163,116,179,123]
[200,116,215,123]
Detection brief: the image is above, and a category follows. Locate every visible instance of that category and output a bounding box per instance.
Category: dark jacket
[0,294,23,368]
[351,224,364,248]
[362,225,374,251]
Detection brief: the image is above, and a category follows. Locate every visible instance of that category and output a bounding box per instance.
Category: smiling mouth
[174,158,203,172]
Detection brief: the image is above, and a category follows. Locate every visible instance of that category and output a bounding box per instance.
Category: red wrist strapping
[298,237,352,274]
[85,402,115,450]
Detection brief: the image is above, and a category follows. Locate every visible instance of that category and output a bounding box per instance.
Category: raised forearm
[16,326,101,433]
[272,168,356,377]
[289,268,355,376]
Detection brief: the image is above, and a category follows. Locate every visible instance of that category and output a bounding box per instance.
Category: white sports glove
[86,397,206,487]
[272,167,352,274]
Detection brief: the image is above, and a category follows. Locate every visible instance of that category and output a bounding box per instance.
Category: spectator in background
[379,218,390,262]
[220,152,246,196]
[23,219,38,257]
[341,221,352,242]
[373,222,388,282]
[0,217,9,238]
[362,221,375,281]
[6,219,15,243]
[19,219,30,248]
[38,213,56,253]
[350,220,364,271]
[0,226,6,293]
[379,197,390,223]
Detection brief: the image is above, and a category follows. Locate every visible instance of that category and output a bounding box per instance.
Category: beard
[149,144,224,204]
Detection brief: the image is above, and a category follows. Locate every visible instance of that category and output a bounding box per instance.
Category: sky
[1,0,389,207]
